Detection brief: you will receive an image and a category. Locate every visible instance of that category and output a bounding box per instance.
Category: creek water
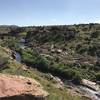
[15,52,21,62]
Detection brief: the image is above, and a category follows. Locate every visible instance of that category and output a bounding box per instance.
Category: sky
[0,0,100,26]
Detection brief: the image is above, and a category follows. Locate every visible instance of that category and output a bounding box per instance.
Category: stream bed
[15,52,21,62]
[79,86,100,100]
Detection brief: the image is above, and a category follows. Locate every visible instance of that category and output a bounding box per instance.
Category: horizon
[0,23,100,27]
[0,0,100,26]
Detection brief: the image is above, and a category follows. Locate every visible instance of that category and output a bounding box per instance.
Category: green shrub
[95,72,100,81]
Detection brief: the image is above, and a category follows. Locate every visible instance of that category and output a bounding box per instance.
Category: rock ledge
[0,74,48,100]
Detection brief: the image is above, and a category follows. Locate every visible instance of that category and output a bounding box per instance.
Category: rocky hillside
[0,24,100,82]
[24,24,100,82]
[0,43,90,100]
[0,24,100,100]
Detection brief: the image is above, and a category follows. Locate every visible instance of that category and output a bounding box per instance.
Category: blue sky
[0,0,100,26]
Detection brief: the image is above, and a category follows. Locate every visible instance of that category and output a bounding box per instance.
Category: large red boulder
[0,74,48,100]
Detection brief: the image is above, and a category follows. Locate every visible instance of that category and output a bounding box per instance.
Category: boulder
[0,74,48,100]
[82,79,100,91]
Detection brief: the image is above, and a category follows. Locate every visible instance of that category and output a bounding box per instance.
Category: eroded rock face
[0,74,48,100]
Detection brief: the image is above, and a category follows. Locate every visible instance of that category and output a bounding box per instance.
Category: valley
[0,24,100,100]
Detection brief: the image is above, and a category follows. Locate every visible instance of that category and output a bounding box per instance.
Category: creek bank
[12,51,21,62]
[11,40,100,100]
[45,73,100,100]
[79,86,100,100]
[79,79,100,100]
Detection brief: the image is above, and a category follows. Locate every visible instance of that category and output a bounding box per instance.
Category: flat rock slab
[82,79,100,91]
[0,74,48,100]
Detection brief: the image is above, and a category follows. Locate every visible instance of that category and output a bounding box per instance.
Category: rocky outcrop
[0,74,48,100]
[82,79,100,91]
